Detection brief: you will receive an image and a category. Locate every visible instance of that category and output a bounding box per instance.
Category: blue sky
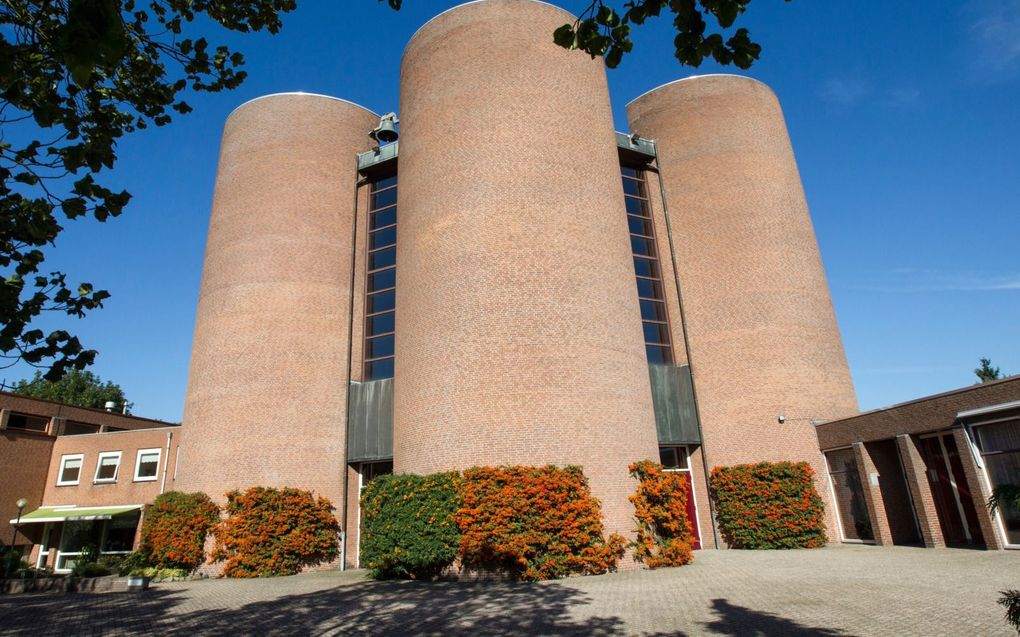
[8,0,1019,421]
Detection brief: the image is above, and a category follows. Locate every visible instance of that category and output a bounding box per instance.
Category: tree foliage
[1,0,296,380]
[382,0,784,70]
[10,368,126,408]
[975,358,1003,383]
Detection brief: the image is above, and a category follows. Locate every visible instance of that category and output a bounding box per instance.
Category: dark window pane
[95,456,119,481]
[365,334,394,360]
[367,312,395,336]
[628,215,653,236]
[636,277,663,300]
[659,446,679,469]
[368,269,396,292]
[60,458,81,483]
[137,453,159,479]
[640,299,667,322]
[7,413,48,432]
[361,461,394,483]
[63,421,99,436]
[625,196,647,215]
[631,236,655,257]
[643,321,670,344]
[370,207,396,230]
[369,247,396,271]
[622,177,644,197]
[367,290,395,314]
[369,227,397,250]
[102,513,139,552]
[371,188,397,209]
[633,257,658,279]
[373,175,397,190]
[646,344,672,364]
[366,358,394,380]
[621,165,641,178]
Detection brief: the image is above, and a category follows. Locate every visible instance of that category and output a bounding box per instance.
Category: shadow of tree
[0,580,848,636]
[700,598,846,636]
[0,578,629,636]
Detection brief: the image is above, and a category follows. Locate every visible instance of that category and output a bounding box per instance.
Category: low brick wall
[0,575,145,594]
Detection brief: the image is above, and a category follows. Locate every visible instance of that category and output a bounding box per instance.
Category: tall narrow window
[622,165,673,364]
[364,174,397,380]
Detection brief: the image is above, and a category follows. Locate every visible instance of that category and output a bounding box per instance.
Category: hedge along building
[177,0,858,566]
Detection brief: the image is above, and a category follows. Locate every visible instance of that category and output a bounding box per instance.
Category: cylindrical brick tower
[394,0,660,541]
[178,93,378,509]
[627,75,859,535]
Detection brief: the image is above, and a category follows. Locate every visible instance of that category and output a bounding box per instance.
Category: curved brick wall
[394,0,660,541]
[627,75,859,536]
[178,94,378,508]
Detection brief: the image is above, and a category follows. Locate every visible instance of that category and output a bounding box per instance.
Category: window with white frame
[94,451,121,483]
[134,448,161,481]
[57,454,84,486]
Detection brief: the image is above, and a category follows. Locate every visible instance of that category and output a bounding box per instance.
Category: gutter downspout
[340,160,369,571]
[160,431,172,494]
[646,146,721,550]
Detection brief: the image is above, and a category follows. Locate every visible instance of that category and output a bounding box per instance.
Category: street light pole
[5,497,28,578]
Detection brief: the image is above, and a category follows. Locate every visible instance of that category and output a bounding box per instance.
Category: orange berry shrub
[212,487,339,577]
[628,461,694,568]
[140,491,220,571]
[456,465,625,581]
[710,461,827,549]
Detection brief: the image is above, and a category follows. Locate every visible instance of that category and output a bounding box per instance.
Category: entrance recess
[659,445,702,550]
[920,433,984,546]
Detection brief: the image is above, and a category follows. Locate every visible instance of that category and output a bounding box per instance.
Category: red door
[682,473,702,550]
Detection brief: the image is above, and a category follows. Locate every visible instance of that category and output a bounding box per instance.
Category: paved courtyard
[1,545,1017,636]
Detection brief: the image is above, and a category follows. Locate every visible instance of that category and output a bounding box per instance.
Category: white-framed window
[57,453,85,486]
[93,451,122,483]
[133,448,161,482]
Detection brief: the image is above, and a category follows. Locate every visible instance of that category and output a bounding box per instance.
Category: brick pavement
[0,545,1016,636]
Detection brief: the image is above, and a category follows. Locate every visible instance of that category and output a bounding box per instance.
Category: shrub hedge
[628,460,694,568]
[213,487,339,577]
[360,472,461,579]
[141,491,220,571]
[710,461,827,549]
[360,465,625,581]
[456,465,625,581]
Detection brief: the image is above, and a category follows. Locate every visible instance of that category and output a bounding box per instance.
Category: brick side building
[816,376,1020,551]
[0,392,180,571]
[175,0,857,566]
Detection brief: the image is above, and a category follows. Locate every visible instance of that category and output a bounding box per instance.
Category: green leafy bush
[131,566,189,581]
[141,491,220,571]
[116,551,150,576]
[1,550,29,577]
[999,589,1020,634]
[710,461,827,549]
[360,472,462,579]
[212,487,340,577]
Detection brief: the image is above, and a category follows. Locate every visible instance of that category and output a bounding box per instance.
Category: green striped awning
[11,505,141,524]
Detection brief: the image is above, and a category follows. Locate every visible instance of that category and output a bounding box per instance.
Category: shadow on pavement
[701,598,845,636]
[0,580,847,636]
